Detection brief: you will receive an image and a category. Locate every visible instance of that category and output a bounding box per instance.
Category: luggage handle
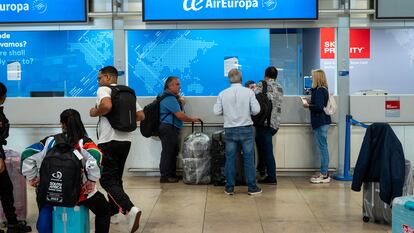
[405,201,414,211]
[191,120,204,133]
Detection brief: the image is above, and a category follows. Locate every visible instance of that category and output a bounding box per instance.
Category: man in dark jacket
[351,123,405,205]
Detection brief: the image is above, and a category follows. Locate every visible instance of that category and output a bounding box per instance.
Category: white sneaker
[127,207,142,233]
[311,172,323,178]
[110,213,122,224]
[310,174,331,184]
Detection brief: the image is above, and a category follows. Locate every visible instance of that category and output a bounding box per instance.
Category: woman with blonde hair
[302,69,332,183]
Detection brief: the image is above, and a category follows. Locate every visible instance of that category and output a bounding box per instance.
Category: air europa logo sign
[183,0,265,11]
[0,3,30,14]
[0,0,48,14]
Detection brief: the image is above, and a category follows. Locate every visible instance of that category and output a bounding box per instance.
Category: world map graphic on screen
[127,29,270,96]
[0,30,113,97]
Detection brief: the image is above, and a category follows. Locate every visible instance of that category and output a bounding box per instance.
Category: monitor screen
[143,0,318,21]
[376,0,414,19]
[304,76,312,89]
[30,91,64,97]
[0,0,87,23]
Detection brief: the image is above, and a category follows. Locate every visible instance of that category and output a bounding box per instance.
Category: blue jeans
[37,205,53,233]
[224,126,257,190]
[313,124,330,175]
[255,126,277,181]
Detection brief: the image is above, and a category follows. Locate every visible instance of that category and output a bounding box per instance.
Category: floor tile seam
[201,186,209,233]
[253,195,266,233]
[140,186,163,233]
[291,177,327,233]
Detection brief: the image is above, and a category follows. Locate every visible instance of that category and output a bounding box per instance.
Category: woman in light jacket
[302,69,332,183]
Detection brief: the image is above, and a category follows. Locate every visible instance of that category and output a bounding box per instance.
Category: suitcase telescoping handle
[191,120,204,133]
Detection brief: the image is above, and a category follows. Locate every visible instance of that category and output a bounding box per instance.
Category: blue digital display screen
[127,29,270,96]
[304,76,312,89]
[143,0,318,21]
[0,30,113,97]
[0,0,87,23]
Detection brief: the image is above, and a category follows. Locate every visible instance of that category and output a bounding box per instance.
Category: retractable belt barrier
[334,115,369,181]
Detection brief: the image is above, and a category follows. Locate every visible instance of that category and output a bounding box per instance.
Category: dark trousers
[0,164,17,224]
[99,141,134,215]
[37,192,111,233]
[255,126,277,180]
[159,124,180,178]
[80,192,111,233]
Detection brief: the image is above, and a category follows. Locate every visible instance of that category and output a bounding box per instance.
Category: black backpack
[38,134,82,207]
[104,85,137,132]
[252,80,273,127]
[140,93,174,138]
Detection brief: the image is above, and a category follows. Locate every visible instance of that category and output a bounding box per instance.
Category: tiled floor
[23,177,392,233]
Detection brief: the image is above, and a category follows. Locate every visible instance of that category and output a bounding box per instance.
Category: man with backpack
[89,66,145,233]
[254,66,283,185]
[157,76,201,183]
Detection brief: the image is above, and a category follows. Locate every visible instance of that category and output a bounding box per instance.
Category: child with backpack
[21,109,111,233]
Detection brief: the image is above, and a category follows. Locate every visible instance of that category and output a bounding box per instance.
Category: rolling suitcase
[0,150,28,224]
[211,130,226,186]
[362,159,413,223]
[53,206,89,233]
[210,130,246,186]
[392,196,414,233]
[182,121,211,184]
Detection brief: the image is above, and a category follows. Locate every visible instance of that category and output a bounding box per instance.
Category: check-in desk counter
[350,95,414,169]
[5,96,339,176]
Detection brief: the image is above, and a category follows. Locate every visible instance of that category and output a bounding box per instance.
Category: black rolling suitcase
[211,130,226,186]
[210,130,245,186]
[362,159,413,223]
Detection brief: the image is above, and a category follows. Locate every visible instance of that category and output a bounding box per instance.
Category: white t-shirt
[96,85,142,144]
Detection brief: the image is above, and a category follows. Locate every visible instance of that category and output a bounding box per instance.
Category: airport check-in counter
[5,96,339,176]
[350,95,414,169]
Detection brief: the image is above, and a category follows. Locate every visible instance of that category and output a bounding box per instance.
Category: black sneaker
[258,177,277,185]
[248,186,262,195]
[160,177,179,183]
[7,222,32,233]
[224,187,234,195]
[174,175,183,180]
[259,171,266,178]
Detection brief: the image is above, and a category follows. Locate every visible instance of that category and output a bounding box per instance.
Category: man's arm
[90,97,112,117]
[174,112,200,123]
[213,94,223,116]
[136,110,145,121]
[250,90,261,116]
[0,158,5,174]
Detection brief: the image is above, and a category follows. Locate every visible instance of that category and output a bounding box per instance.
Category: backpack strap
[78,138,84,149]
[321,86,329,106]
[261,80,269,94]
[158,93,180,126]
[260,80,272,127]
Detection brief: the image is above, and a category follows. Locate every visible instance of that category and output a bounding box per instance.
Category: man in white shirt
[213,68,262,195]
[89,66,144,233]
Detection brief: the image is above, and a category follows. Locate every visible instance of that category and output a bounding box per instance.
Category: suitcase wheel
[362,216,370,222]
